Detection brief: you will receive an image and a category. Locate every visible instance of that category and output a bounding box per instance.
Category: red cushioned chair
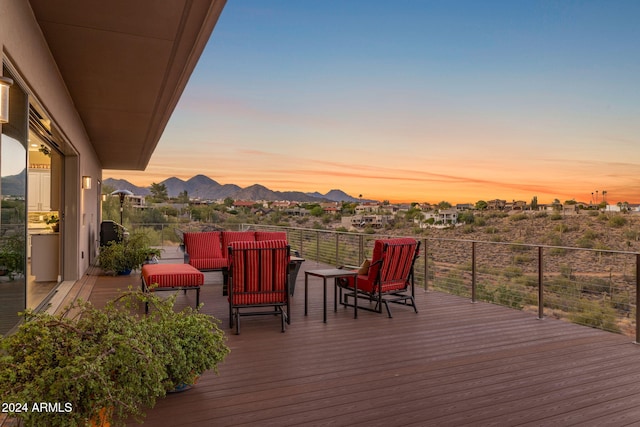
[227,240,291,334]
[183,231,227,271]
[337,238,420,318]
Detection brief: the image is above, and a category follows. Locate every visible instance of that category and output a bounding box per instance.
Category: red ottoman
[141,264,205,313]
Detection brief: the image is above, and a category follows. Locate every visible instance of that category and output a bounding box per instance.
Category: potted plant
[0,289,229,427]
[45,214,59,232]
[98,230,162,275]
[118,289,230,393]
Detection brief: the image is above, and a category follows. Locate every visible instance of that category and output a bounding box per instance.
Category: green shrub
[569,299,620,332]
[608,215,627,228]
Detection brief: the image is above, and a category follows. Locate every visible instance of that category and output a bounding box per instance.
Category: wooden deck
[81,260,640,427]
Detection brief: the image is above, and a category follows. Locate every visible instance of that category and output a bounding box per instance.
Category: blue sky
[108,0,640,204]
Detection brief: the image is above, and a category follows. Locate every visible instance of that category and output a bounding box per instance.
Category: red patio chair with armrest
[227,240,291,334]
[337,238,420,318]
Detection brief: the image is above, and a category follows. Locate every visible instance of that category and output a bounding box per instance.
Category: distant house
[233,200,255,209]
[252,207,273,216]
[286,207,308,216]
[342,214,390,229]
[272,201,293,210]
[487,199,507,210]
[355,203,381,214]
[455,203,474,211]
[421,209,458,225]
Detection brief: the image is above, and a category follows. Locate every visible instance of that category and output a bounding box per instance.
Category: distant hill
[0,169,26,196]
[103,175,366,203]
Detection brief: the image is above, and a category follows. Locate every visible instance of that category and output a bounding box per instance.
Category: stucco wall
[1,0,102,280]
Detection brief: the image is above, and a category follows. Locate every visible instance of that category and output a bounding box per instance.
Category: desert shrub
[624,229,640,241]
[474,216,487,226]
[568,299,620,333]
[509,213,528,222]
[513,254,533,264]
[458,211,475,224]
[583,229,599,239]
[494,284,524,309]
[576,236,595,249]
[534,211,548,219]
[550,213,563,220]
[462,224,475,234]
[581,277,610,294]
[504,266,523,278]
[509,241,530,252]
[514,274,539,288]
[608,215,627,228]
[554,223,569,233]
[485,226,499,234]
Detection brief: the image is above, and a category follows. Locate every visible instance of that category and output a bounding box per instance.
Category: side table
[304,268,358,323]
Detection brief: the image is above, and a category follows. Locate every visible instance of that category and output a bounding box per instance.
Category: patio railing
[123,222,640,341]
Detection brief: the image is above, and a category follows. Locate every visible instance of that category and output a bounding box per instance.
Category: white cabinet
[31,233,59,282]
[28,170,51,211]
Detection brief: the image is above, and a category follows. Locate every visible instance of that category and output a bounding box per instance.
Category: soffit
[29,0,225,170]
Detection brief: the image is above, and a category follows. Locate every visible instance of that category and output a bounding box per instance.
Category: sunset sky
[105,1,640,205]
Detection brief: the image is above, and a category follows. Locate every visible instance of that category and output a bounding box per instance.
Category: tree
[530,196,538,210]
[177,190,189,204]
[310,206,324,217]
[476,200,488,210]
[149,183,168,202]
[437,201,452,210]
[223,197,234,207]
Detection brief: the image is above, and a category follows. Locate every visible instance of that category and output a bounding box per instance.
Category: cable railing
[241,224,640,341]
[121,222,640,340]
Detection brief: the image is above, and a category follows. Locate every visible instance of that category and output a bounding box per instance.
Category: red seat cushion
[142,264,204,289]
[227,240,289,305]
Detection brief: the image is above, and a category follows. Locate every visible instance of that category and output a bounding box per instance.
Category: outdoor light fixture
[0,76,13,124]
[111,189,133,224]
[82,176,92,189]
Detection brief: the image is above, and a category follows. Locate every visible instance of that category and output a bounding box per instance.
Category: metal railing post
[299,229,304,258]
[471,241,477,302]
[423,238,428,292]
[316,231,320,263]
[335,233,339,266]
[538,246,544,320]
[635,254,640,344]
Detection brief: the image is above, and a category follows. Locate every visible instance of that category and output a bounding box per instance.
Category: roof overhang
[29,0,226,170]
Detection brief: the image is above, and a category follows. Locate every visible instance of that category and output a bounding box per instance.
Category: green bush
[608,215,627,228]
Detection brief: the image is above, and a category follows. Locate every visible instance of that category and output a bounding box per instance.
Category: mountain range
[103,175,365,203]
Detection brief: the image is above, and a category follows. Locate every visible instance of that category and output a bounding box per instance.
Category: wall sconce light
[82,176,92,190]
[0,76,14,124]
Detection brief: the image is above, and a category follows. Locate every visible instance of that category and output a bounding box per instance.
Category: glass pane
[0,133,27,335]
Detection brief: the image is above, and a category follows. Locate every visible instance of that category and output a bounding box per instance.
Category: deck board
[80,261,640,426]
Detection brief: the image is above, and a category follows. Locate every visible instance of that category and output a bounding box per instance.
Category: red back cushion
[228,240,289,305]
[183,231,222,259]
[222,231,256,258]
[255,231,287,241]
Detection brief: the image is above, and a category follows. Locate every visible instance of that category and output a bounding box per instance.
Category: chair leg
[280,307,286,333]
